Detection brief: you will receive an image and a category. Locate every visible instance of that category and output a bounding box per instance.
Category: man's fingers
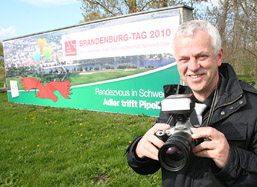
[135,123,170,160]
[142,142,159,160]
[192,127,230,168]
[151,123,171,134]
[136,136,160,161]
[151,135,165,148]
[193,140,214,153]
[193,149,212,158]
[192,127,215,139]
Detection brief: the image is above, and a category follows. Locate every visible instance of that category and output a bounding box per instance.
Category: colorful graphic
[20,76,72,102]
[43,45,53,60]
[32,48,41,62]
[38,38,47,54]
[32,38,53,61]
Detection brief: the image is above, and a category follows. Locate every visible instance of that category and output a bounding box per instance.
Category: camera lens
[165,146,183,160]
[158,131,194,172]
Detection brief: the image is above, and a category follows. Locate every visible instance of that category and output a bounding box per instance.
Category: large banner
[3,7,191,116]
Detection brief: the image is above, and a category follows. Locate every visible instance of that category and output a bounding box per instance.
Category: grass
[238,75,257,88]
[68,68,152,86]
[5,68,152,89]
[0,92,161,186]
[1,65,255,186]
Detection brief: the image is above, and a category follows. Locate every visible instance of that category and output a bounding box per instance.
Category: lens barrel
[158,131,194,172]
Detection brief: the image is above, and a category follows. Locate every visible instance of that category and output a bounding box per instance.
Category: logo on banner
[65,40,77,56]
[20,76,72,102]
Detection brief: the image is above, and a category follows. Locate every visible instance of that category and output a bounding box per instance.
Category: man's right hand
[135,123,170,161]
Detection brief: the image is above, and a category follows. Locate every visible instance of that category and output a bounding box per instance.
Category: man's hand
[192,127,230,168]
[136,123,170,161]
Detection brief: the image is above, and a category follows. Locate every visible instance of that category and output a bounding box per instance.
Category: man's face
[174,29,223,101]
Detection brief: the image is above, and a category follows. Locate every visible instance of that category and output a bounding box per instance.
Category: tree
[0,42,3,57]
[0,42,5,80]
[80,0,186,22]
[195,0,257,81]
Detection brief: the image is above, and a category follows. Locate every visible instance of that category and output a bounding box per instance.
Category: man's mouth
[189,74,203,79]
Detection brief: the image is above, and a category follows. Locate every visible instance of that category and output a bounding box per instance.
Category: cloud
[0,26,17,41]
[19,0,80,6]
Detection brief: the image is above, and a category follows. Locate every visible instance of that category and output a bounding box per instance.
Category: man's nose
[188,58,200,71]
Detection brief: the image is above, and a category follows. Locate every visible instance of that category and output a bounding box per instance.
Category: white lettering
[121,100,138,108]
[139,89,164,98]
[96,88,130,97]
[139,100,161,110]
[103,98,120,106]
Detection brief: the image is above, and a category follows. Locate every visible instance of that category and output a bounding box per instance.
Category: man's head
[173,20,224,101]
[173,20,222,56]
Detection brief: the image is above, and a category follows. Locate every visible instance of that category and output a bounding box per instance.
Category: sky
[0,0,219,42]
[0,0,83,41]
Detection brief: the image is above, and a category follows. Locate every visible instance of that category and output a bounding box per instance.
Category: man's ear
[217,48,224,66]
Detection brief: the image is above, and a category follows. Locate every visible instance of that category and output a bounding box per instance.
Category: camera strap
[166,115,173,125]
[205,87,219,127]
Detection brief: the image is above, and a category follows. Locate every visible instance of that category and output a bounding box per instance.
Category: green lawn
[0,92,161,186]
[68,69,152,86]
[5,68,152,89]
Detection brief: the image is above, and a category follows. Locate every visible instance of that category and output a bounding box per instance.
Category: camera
[156,94,204,172]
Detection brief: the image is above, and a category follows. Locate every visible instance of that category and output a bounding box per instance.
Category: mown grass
[5,68,152,90]
[0,92,161,186]
[68,69,152,86]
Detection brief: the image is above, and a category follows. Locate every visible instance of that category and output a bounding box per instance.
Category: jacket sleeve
[212,120,257,186]
[126,111,172,175]
[126,136,161,175]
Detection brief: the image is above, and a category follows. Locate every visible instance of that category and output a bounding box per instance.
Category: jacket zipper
[202,94,243,124]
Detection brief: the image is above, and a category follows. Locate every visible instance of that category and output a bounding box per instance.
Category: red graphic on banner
[21,76,72,102]
[65,40,77,56]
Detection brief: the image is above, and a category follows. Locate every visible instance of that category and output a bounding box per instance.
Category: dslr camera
[156,94,204,172]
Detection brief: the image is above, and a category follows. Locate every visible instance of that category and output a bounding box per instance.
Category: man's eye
[198,55,208,60]
[179,58,188,63]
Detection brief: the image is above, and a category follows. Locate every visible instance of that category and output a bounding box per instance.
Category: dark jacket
[126,63,257,187]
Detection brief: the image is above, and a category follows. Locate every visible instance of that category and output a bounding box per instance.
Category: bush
[117,63,137,69]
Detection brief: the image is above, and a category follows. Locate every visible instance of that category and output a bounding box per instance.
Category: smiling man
[126,20,257,186]
[174,28,223,102]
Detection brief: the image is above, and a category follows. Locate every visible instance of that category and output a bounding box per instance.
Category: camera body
[156,94,203,172]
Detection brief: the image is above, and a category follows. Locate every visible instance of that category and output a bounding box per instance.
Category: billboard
[3,6,192,116]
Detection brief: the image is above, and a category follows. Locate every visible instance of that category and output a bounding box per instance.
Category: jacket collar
[205,63,245,126]
[216,63,243,107]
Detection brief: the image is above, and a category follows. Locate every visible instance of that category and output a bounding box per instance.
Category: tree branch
[243,47,257,58]
[85,0,116,16]
[140,0,156,11]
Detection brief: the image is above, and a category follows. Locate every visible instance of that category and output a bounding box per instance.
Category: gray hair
[173,20,222,55]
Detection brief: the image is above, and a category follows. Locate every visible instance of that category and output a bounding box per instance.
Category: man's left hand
[192,127,230,168]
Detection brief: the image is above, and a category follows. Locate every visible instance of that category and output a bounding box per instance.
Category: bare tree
[195,0,256,82]
[80,0,203,22]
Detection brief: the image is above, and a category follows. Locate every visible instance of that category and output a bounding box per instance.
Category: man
[126,20,257,186]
